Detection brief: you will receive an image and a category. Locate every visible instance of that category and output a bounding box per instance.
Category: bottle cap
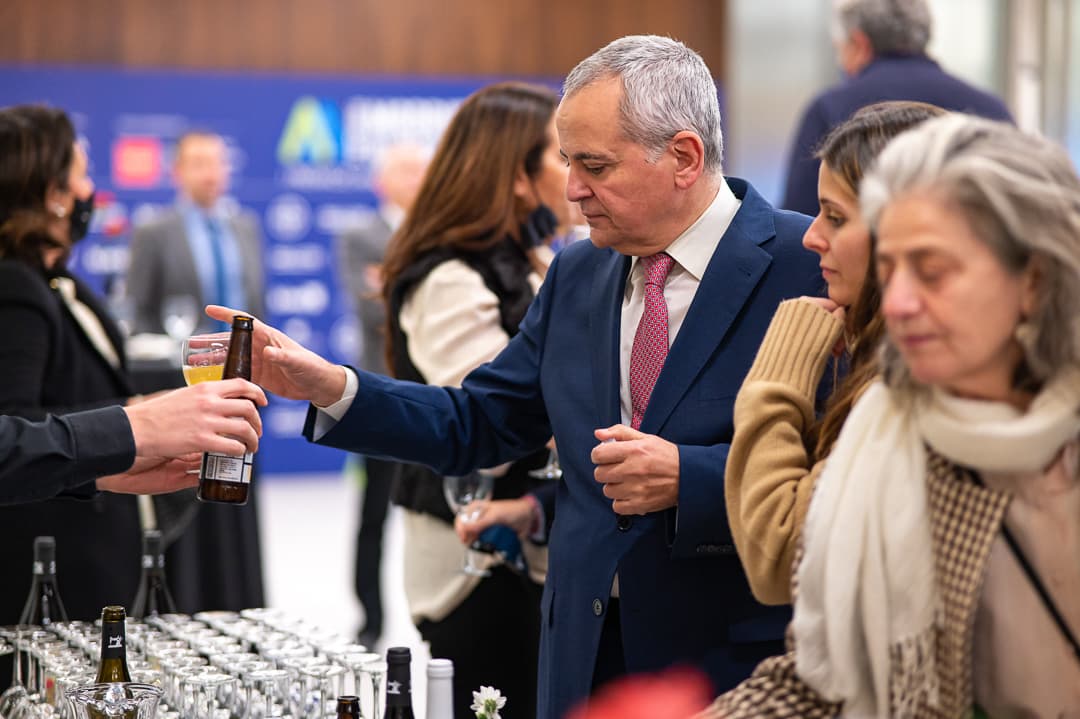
[336,696,359,710]
[386,647,411,665]
[33,536,56,563]
[232,315,254,329]
[427,658,453,679]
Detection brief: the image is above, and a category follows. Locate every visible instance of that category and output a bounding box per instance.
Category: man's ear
[670,131,706,190]
[841,28,874,75]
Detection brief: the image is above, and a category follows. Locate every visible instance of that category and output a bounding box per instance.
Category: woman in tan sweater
[725,101,944,604]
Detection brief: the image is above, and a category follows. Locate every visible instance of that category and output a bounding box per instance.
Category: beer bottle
[18,536,68,626]
[130,529,176,619]
[425,659,454,719]
[383,647,415,719]
[198,314,256,505]
[95,606,132,683]
[336,695,361,719]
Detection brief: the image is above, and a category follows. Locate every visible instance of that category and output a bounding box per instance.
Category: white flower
[470,685,507,719]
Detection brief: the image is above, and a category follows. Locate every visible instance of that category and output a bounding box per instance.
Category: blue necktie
[205,217,229,331]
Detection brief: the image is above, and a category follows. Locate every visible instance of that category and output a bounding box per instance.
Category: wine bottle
[95,606,132,683]
[336,695,361,719]
[198,314,255,505]
[130,529,177,619]
[18,536,68,626]
[425,659,454,719]
[383,647,415,719]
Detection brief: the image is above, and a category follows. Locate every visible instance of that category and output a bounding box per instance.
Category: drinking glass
[528,446,563,480]
[442,471,496,577]
[359,659,386,719]
[243,668,289,719]
[162,295,200,343]
[296,664,344,719]
[66,683,162,719]
[181,333,231,386]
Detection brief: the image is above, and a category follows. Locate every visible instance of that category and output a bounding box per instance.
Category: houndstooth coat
[704,449,1011,718]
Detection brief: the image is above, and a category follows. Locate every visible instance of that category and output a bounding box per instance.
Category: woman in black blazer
[0,105,143,625]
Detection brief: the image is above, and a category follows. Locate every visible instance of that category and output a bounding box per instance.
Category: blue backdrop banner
[1,64,500,475]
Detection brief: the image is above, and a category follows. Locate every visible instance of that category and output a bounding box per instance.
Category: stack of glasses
[0,608,389,719]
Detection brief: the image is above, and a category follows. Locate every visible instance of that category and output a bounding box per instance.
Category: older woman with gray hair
[709,114,1080,716]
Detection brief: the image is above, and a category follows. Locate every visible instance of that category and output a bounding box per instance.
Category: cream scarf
[792,369,1080,716]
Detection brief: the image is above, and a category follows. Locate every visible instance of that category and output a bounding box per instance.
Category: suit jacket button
[592,598,604,616]
[616,516,632,532]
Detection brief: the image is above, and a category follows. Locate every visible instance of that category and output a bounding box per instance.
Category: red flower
[566,668,712,719]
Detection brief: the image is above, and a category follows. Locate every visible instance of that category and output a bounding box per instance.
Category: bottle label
[201,452,254,484]
[32,561,43,575]
[386,678,411,706]
[141,555,153,569]
[101,622,125,659]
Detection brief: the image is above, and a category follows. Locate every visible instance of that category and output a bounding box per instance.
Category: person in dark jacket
[781,0,1012,216]
[0,379,266,505]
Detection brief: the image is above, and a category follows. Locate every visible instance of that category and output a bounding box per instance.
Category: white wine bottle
[425,659,454,719]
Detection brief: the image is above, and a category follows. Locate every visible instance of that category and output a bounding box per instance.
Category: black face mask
[519,203,558,249]
[68,191,95,243]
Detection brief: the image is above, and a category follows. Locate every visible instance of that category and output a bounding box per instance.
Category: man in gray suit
[336,142,427,646]
[125,130,267,614]
[128,130,265,335]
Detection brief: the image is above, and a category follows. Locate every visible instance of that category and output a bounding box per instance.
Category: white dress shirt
[617,180,741,426]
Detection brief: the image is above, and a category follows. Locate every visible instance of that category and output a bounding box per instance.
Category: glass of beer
[181,333,231,386]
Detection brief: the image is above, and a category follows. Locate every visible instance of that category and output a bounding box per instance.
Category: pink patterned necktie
[629,252,675,430]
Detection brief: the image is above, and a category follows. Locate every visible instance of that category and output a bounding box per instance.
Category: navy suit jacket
[782,54,1013,216]
[305,178,821,718]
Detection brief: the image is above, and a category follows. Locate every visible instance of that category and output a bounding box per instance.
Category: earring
[51,204,67,218]
[1014,319,1036,357]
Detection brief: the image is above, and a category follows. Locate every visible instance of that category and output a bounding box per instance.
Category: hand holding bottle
[204,305,348,407]
[122,378,267,458]
[95,455,200,495]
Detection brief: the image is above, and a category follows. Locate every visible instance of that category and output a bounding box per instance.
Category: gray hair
[833,0,932,55]
[861,113,1080,392]
[563,35,723,174]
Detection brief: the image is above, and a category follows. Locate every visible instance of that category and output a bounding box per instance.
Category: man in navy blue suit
[210,35,821,719]
[782,0,1012,216]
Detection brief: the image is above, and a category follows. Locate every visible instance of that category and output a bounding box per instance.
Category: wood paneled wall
[0,0,727,80]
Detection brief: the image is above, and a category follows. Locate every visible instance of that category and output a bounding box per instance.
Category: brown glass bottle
[198,315,255,505]
[95,605,132,683]
[336,695,361,719]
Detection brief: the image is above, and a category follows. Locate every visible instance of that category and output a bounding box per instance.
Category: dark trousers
[418,566,542,719]
[354,456,397,639]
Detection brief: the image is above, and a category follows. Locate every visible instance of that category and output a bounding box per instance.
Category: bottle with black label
[198,314,255,505]
[383,647,415,719]
[130,529,176,619]
[95,606,132,683]
[336,695,361,719]
[18,536,68,626]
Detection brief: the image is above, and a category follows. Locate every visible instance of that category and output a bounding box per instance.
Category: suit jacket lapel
[639,181,776,434]
[590,250,630,428]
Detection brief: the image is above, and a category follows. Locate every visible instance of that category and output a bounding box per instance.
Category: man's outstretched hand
[205,305,348,406]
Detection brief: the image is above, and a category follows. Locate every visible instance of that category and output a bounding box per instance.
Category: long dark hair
[812,101,946,460]
[380,82,557,368]
[0,105,76,271]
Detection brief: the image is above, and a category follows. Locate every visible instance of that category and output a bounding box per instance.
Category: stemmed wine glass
[181,333,231,386]
[529,444,562,480]
[442,470,496,577]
